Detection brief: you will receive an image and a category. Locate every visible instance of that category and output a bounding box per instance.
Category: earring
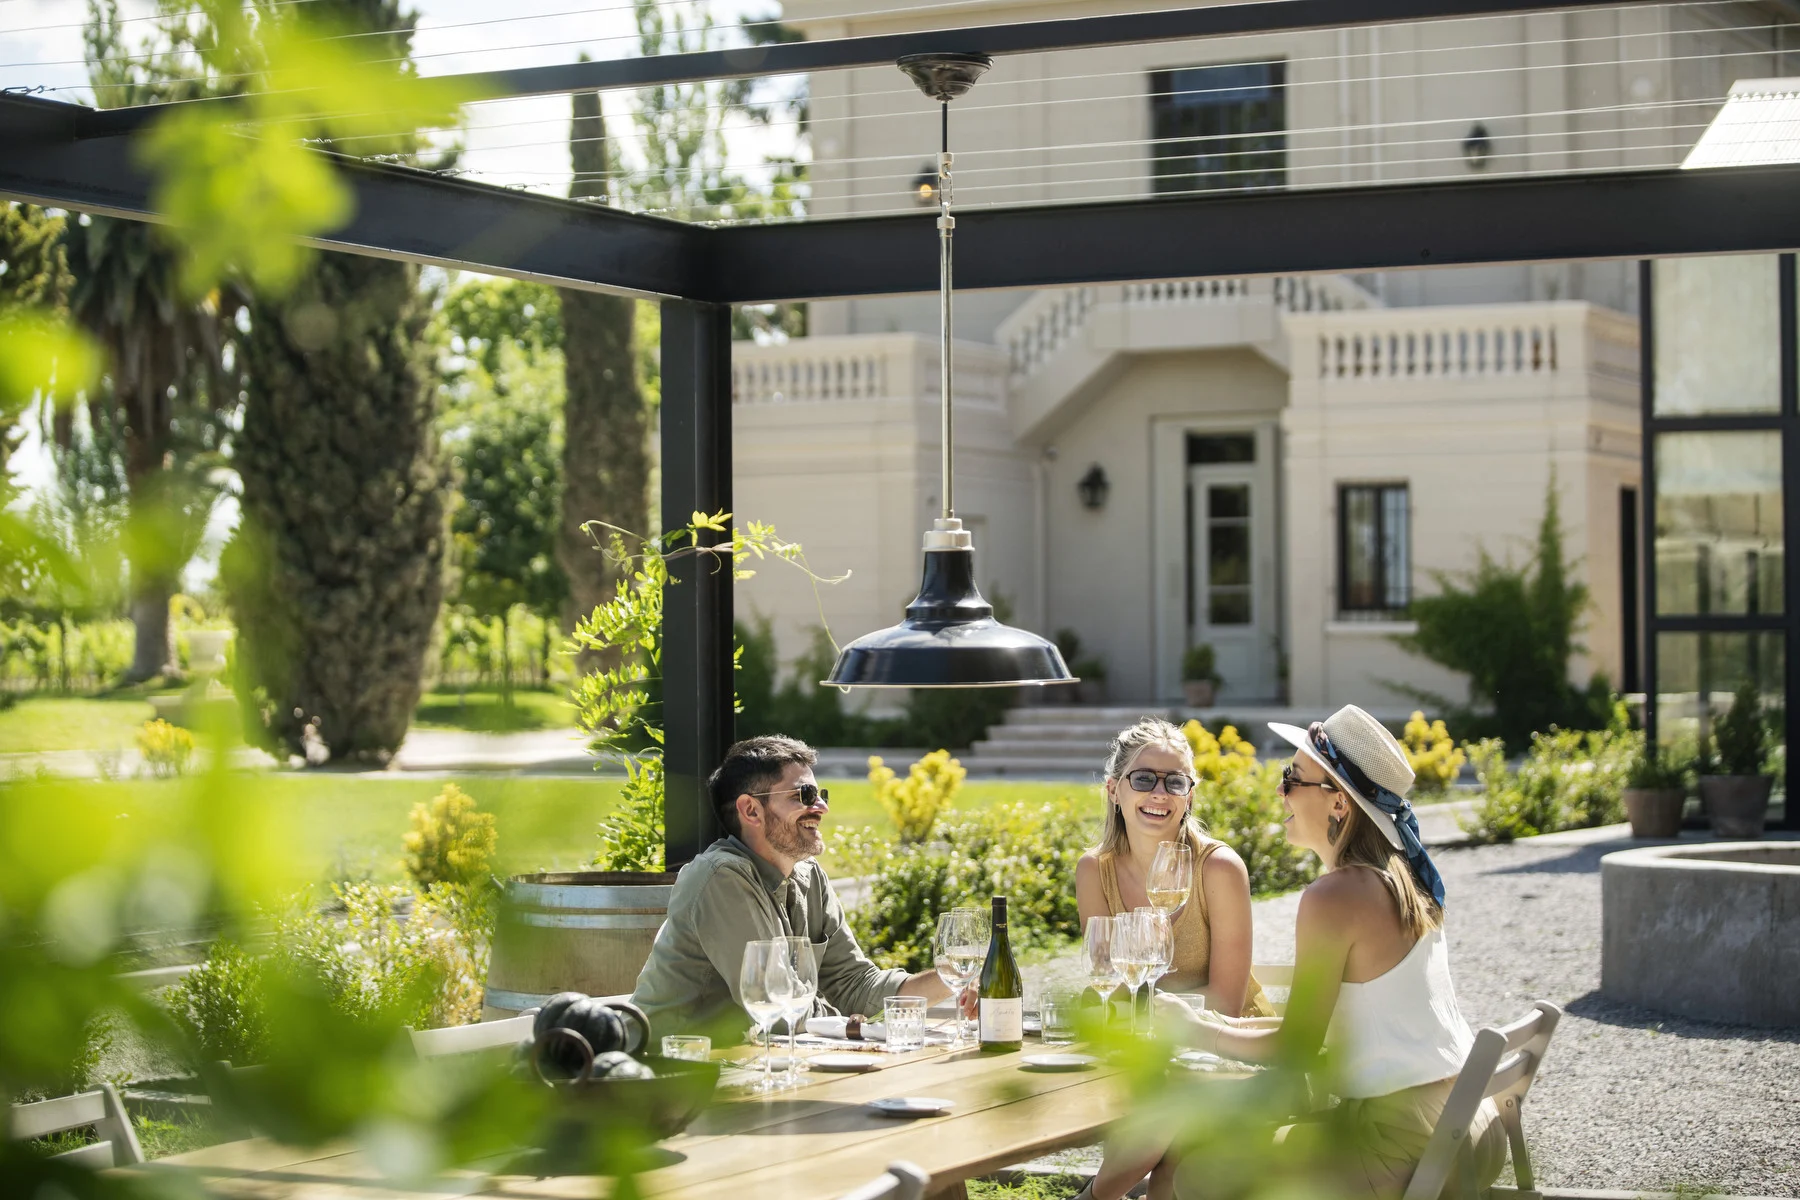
[1326,811,1344,845]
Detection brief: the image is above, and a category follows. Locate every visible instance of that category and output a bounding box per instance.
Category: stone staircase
[965,703,1421,776]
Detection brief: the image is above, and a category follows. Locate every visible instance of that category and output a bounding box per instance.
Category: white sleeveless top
[1324,928,1475,1099]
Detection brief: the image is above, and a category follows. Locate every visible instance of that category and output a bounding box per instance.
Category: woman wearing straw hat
[1153,704,1505,1199]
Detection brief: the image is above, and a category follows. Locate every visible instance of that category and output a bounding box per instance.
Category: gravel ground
[1022,828,1800,1197]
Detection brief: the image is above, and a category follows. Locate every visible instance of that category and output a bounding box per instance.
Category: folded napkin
[804,1015,885,1041]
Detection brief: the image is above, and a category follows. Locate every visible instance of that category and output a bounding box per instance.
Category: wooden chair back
[1402,1000,1562,1200]
[836,1161,930,1200]
[9,1083,144,1169]
[410,1012,538,1059]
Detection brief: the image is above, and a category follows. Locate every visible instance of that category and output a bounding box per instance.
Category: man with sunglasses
[632,734,959,1040]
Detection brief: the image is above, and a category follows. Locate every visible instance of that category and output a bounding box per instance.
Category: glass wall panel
[1654,633,1784,770]
[1654,431,1784,615]
[1652,255,1780,415]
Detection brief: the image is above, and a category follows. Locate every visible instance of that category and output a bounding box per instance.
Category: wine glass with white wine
[739,940,795,1093]
[1111,911,1153,1038]
[1083,914,1123,1027]
[1134,906,1174,1024]
[934,909,986,1047]
[1146,840,1194,919]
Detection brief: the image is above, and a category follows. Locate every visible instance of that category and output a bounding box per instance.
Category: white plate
[1020,1053,1098,1071]
[811,1053,884,1072]
[868,1096,956,1117]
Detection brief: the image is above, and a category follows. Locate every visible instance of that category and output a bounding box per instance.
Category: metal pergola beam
[0,94,704,301]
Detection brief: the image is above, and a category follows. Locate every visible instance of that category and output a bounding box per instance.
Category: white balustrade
[1315,319,1561,381]
[730,335,1006,409]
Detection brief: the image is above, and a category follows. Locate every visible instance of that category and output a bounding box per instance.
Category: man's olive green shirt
[630,836,907,1041]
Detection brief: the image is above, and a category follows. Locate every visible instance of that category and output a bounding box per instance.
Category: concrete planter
[1182,679,1217,707]
[1699,774,1773,839]
[1622,788,1686,839]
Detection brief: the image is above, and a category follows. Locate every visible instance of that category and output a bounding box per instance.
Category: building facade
[728,1,1793,718]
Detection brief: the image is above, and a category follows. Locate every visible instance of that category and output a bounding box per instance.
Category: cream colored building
[729,1,1789,727]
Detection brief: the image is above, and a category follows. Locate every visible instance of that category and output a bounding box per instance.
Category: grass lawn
[412,688,576,733]
[0,693,168,754]
[1,770,1092,885]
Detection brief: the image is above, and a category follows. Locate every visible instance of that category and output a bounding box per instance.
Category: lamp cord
[938,98,954,522]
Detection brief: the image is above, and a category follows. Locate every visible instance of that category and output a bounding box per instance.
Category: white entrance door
[1188,461,1278,702]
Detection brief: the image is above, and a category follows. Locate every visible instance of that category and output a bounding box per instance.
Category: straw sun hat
[1268,705,1414,851]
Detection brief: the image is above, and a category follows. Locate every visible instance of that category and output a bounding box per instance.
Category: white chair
[409,1010,538,1059]
[1403,1000,1562,1200]
[837,1161,930,1200]
[9,1083,145,1169]
[1252,962,1293,1015]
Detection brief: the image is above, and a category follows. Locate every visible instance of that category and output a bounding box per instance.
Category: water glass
[884,995,927,1051]
[1040,994,1076,1045]
[662,1035,711,1061]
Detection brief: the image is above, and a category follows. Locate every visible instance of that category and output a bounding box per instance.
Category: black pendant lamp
[824,53,1076,690]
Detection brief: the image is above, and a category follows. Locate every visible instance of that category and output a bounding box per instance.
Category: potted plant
[1622,742,1688,839]
[1182,644,1221,708]
[1052,630,1109,705]
[1699,684,1773,839]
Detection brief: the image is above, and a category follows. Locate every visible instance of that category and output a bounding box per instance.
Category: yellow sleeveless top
[1097,829,1275,1018]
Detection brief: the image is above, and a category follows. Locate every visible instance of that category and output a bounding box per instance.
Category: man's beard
[768,811,823,860]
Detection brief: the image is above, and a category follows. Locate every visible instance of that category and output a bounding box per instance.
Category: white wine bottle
[978,895,1023,1051]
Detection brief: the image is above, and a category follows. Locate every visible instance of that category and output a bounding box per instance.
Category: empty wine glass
[1147,841,1194,918]
[1134,907,1174,1023]
[934,908,986,1047]
[778,936,819,1082]
[1112,911,1152,1038]
[739,940,795,1093]
[1083,914,1122,1020]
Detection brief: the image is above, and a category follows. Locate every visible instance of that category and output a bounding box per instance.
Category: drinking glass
[1083,914,1123,1021]
[1040,993,1076,1045]
[884,995,927,1051]
[739,939,795,1093]
[662,1035,711,1061]
[1134,907,1174,1031]
[778,936,819,1081]
[1147,841,1194,917]
[934,909,986,1047]
[1112,912,1152,1037]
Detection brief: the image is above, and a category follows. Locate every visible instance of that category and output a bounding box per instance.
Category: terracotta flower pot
[1622,788,1686,839]
[1698,775,1773,840]
[1182,679,1216,708]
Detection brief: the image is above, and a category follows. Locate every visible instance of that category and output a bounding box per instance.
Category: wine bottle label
[979,997,1023,1042]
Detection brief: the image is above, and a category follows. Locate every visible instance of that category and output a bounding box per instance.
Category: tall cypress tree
[558,86,649,663]
[222,0,445,761]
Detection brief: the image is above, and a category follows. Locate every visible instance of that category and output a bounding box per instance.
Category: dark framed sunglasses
[748,782,830,808]
[1278,763,1341,797]
[1123,769,1195,798]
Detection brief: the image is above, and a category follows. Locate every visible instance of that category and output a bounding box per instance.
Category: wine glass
[739,940,795,1093]
[1134,907,1174,1024]
[778,936,819,1082]
[1083,914,1123,1027]
[1147,841,1194,919]
[934,908,986,1047]
[1112,911,1152,1038]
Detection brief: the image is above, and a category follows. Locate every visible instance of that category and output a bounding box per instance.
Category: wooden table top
[135,1040,1170,1200]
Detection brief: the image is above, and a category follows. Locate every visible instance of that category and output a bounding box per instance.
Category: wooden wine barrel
[482,871,678,1020]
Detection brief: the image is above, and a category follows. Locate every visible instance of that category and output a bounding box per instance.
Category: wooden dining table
[131,1037,1189,1200]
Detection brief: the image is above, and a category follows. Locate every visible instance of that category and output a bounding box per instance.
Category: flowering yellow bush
[1181,719,1260,785]
[403,783,498,887]
[137,718,194,778]
[868,748,966,843]
[1402,711,1466,795]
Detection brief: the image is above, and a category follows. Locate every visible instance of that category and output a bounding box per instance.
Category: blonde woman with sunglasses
[1075,717,1274,1016]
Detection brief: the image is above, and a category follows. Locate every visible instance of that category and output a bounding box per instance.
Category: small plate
[1021,1053,1098,1071]
[868,1096,956,1117]
[811,1053,884,1072]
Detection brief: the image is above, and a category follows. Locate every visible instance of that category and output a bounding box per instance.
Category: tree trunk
[559,88,649,674]
[123,411,177,683]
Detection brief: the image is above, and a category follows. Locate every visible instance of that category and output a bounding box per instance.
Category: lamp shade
[823,544,1076,688]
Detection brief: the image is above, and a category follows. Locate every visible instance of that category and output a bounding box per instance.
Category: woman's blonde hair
[1093,717,1205,858]
[1332,801,1442,939]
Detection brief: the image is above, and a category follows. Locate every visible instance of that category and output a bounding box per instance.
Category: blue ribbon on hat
[1309,724,1447,908]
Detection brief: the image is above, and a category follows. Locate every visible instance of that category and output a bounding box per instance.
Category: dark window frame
[1337,482,1411,619]
[1149,60,1287,196]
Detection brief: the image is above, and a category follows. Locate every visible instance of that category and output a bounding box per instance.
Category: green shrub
[1627,743,1690,791]
[1182,643,1219,683]
[1709,684,1770,776]
[870,749,965,843]
[136,718,194,777]
[832,797,1094,972]
[594,754,665,872]
[402,782,498,887]
[1401,711,1465,796]
[166,941,269,1066]
[1461,703,1635,843]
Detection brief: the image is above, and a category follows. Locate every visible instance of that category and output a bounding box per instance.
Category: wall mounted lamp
[912,164,939,206]
[1462,123,1493,170]
[1077,464,1110,510]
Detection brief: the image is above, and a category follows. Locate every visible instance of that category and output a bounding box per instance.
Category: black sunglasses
[1123,769,1195,798]
[1278,763,1340,797]
[748,782,830,808]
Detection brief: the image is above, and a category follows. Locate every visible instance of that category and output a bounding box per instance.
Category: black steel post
[1640,260,1659,752]
[660,300,735,866]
